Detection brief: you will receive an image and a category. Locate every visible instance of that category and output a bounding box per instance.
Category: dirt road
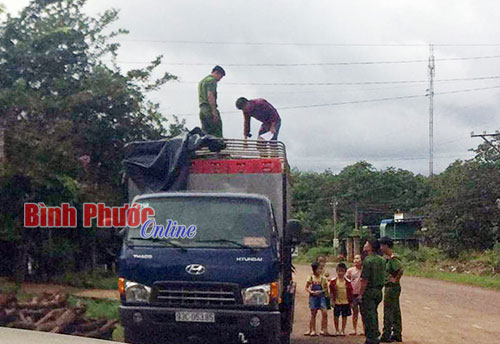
[3,268,500,344]
[291,264,500,344]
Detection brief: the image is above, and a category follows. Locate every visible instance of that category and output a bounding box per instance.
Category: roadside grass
[0,281,19,295]
[113,325,124,342]
[52,270,117,290]
[405,266,500,291]
[0,269,117,291]
[58,295,123,341]
[293,245,335,263]
[293,245,500,291]
[68,296,120,320]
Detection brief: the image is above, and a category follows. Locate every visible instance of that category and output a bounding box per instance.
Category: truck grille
[154,282,238,306]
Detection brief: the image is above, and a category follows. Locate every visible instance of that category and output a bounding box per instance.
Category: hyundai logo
[185,264,206,275]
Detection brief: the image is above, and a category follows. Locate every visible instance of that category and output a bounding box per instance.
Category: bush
[493,242,500,253]
[396,245,445,265]
[293,245,335,263]
[68,296,120,320]
[472,250,500,274]
[52,270,117,289]
[306,246,334,262]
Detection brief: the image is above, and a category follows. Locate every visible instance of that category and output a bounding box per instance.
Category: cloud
[3,0,499,175]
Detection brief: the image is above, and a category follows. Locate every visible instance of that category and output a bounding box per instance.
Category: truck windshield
[126,196,273,249]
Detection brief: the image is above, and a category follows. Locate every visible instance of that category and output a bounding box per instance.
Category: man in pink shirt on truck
[235,97,281,140]
[346,254,365,336]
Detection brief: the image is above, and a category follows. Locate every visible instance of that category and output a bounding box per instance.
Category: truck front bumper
[120,305,281,339]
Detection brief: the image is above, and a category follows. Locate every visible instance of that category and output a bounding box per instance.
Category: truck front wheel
[124,327,149,344]
[251,331,281,344]
[280,332,291,344]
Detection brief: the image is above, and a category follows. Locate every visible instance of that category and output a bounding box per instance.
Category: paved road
[291,264,500,344]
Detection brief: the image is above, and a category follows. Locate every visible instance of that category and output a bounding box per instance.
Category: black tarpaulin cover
[123,128,226,192]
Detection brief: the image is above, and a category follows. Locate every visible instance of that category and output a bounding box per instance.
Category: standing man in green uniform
[358,239,385,344]
[379,236,404,343]
[198,65,225,137]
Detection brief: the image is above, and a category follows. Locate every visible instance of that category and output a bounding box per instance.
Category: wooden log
[35,309,76,333]
[18,293,67,310]
[0,309,17,326]
[0,294,7,307]
[8,320,36,330]
[35,308,65,326]
[36,321,57,332]
[74,319,107,333]
[1,292,116,340]
[81,320,118,339]
[21,309,50,321]
[53,309,76,333]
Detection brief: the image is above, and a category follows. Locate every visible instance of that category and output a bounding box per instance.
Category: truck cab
[119,139,300,344]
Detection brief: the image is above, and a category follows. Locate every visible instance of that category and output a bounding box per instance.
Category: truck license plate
[175,311,215,323]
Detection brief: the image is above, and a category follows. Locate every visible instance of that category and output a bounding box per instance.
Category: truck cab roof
[132,192,272,204]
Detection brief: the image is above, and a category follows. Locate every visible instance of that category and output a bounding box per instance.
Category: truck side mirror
[285,219,302,246]
[118,228,127,239]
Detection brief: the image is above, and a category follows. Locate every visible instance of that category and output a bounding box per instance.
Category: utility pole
[471,131,500,154]
[427,44,435,176]
[0,126,5,162]
[354,203,359,230]
[330,197,339,255]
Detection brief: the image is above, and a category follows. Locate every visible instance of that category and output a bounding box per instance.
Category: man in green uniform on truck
[379,236,404,343]
[358,238,386,344]
[198,65,225,137]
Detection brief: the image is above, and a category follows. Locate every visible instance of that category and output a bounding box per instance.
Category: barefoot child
[305,262,329,336]
[330,262,353,336]
[316,256,331,335]
[346,254,364,335]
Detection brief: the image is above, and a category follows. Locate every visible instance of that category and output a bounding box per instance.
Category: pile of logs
[0,292,117,340]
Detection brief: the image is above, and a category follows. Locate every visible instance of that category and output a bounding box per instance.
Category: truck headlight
[241,282,279,305]
[125,281,152,303]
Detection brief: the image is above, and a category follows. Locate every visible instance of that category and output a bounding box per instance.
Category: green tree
[291,162,430,247]
[424,159,500,256]
[472,135,500,164]
[0,0,184,281]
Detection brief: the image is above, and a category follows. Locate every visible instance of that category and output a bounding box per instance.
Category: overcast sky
[3,0,500,175]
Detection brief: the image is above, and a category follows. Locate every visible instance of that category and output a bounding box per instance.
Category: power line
[116,39,500,47]
[168,84,500,117]
[291,153,471,163]
[277,94,424,110]
[436,84,500,95]
[163,83,428,95]
[111,54,500,67]
[260,84,500,111]
[215,80,426,86]
[179,75,500,87]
